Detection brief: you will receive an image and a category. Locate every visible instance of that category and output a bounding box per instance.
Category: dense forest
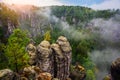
[52,6,117,24]
[0,3,120,80]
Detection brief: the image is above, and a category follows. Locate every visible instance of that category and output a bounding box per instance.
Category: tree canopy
[5,29,30,72]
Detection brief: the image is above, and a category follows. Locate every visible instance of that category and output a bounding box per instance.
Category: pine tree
[5,29,30,72]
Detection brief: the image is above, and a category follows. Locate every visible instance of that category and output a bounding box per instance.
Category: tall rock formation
[56,36,72,79]
[36,41,53,75]
[51,36,72,80]
[27,43,37,65]
[0,36,73,80]
[103,58,120,80]
[51,43,64,79]
[110,58,120,80]
[26,36,72,80]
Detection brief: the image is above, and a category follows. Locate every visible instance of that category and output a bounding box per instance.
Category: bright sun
[3,0,38,5]
[3,0,63,6]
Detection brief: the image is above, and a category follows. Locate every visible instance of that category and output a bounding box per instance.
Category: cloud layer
[90,0,120,10]
[90,48,120,80]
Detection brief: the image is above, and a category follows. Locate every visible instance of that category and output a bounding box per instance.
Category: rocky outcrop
[36,41,53,75]
[23,66,51,80]
[0,69,20,80]
[23,66,38,79]
[110,58,120,80]
[0,69,14,80]
[0,36,86,80]
[51,36,72,80]
[28,36,72,80]
[37,72,52,80]
[57,36,72,78]
[103,58,120,80]
[70,65,86,80]
[51,43,64,79]
[23,66,52,80]
[27,43,37,65]
[56,36,72,53]
[25,36,72,80]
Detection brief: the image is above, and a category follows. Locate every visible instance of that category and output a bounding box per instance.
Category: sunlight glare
[3,0,64,6]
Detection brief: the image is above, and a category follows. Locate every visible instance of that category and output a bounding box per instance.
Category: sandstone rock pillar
[36,41,53,75]
[51,43,64,80]
[27,43,37,65]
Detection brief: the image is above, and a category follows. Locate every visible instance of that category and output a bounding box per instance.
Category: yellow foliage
[44,31,51,41]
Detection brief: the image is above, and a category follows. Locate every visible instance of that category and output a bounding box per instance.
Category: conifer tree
[5,29,30,72]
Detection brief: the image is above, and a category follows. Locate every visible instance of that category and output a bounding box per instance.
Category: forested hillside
[0,3,120,80]
[52,6,117,24]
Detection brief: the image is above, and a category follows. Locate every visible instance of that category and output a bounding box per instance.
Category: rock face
[56,36,72,53]
[23,66,37,79]
[23,66,52,80]
[70,65,86,80]
[52,36,72,80]
[51,43,64,79]
[0,36,75,80]
[103,58,120,80]
[27,43,37,65]
[0,69,14,80]
[35,36,72,80]
[37,72,52,80]
[26,36,72,80]
[36,41,53,75]
[110,58,120,80]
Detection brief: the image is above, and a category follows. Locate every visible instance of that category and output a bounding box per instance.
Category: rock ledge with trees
[0,36,86,80]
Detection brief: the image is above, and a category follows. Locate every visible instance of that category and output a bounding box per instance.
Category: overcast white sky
[1,0,120,10]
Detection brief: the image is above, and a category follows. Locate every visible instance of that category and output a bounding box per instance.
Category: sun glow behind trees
[3,0,64,6]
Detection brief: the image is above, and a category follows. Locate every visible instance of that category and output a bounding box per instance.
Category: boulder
[23,66,36,80]
[37,72,52,80]
[70,65,86,80]
[23,66,41,80]
[110,58,120,80]
[0,69,14,80]
[23,66,36,74]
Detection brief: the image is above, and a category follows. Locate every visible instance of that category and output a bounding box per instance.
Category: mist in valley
[18,6,120,80]
[0,3,120,80]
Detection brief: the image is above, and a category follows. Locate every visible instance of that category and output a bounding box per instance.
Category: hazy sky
[1,0,120,10]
